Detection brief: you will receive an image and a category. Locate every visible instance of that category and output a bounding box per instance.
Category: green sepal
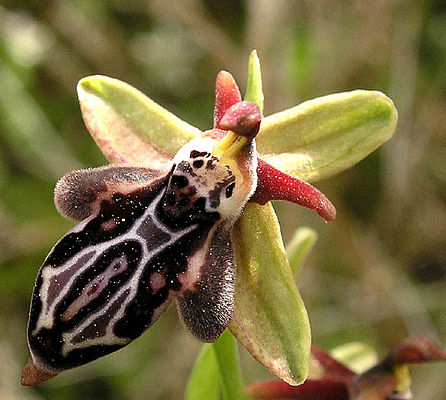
[77,75,200,167]
[230,203,311,386]
[234,51,311,387]
[244,50,264,116]
[256,90,398,182]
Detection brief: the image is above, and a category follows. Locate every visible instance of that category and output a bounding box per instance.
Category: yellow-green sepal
[257,90,398,182]
[77,75,200,167]
[230,203,311,386]
[244,50,264,116]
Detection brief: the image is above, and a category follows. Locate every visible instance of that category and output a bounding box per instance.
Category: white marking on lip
[59,191,198,355]
[60,254,129,321]
[33,190,196,338]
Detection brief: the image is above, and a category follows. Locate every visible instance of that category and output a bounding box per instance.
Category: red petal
[246,379,349,400]
[251,159,337,222]
[214,71,242,129]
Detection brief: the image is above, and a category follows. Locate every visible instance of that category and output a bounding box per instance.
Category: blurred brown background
[1,1,445,399]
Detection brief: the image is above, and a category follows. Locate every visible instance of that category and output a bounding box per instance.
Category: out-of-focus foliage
[0,1,445,399]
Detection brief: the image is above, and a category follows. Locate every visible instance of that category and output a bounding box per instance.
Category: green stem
[212,329,248,400]
[185,344,220,400]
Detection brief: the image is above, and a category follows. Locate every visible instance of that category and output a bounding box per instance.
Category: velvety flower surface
[22,51,398,386]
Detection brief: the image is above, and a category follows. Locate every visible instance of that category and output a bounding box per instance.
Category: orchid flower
[246,337,446,400]
[22,51,397,387]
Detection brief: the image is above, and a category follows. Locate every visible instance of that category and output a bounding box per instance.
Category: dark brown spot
[171,175,188,189]
[208,175,235,208]
[190,150,208,158]
[226,182,235,198]
[193,160,204,169]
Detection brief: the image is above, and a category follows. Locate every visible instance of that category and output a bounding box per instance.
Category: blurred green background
[1,1,445,399]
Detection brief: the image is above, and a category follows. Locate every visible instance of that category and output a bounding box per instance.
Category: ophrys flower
[22,51,397,386]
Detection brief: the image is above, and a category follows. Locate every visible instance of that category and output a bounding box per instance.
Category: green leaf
[77,75,200,167]
[185,344,220,400]
[212,330,248,400]
[286,227,318,277]
[256,90,398,182]
[244,50,264,115]
[230,203,311,386]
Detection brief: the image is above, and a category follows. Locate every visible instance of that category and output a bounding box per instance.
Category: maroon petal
[351,338,446,400]
[251,159,337,222]
[311,346,356,383]
[390,337,446,365]
[214,71,242,129]
[246,379,349,400]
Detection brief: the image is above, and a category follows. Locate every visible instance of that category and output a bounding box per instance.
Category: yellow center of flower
[212,130,249,161]
[394,364,411,394]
